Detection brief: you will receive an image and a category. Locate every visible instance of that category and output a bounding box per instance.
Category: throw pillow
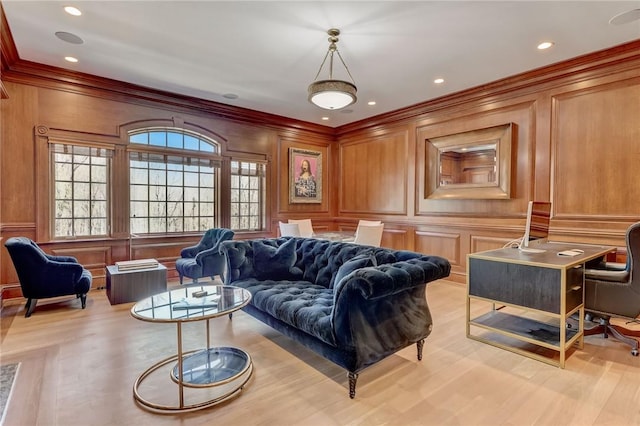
[331,253,377,289]
[253,238,302,280]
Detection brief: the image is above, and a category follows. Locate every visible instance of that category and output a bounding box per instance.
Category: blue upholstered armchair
[4,237,92,317]
[175,228,234,285]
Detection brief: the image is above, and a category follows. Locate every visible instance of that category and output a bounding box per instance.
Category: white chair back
[279,222,301,237]
[288,219,314,238]
[353,224,384,247]
[357,220,382,227]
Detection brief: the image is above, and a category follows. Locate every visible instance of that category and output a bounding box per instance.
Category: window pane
[74,164,91,181]
[167,132,183,149]
[131,169,148,185]
[149,169,166,185]
[55,200,72,218]
[56,162,73,180]
[130,185,148,200]
[56,219,73,237]
[92,183,107,200]
[131,201,148,217]
[149,186,166,201]
[167,170,183,186]
[184,135,199,151]
[56,182,73,200]
[74,201,90,218]
[200,203,214,216]
[92,165,107,182]
[74,182,90,199]
[149,132,166,147]
[91,201,107,217]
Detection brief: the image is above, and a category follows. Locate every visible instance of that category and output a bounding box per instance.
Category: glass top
[131,285,251,323]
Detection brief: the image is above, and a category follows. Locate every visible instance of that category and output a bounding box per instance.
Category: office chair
[584,222,640,356]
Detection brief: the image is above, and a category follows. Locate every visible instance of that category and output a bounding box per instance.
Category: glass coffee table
[131,285,252,413]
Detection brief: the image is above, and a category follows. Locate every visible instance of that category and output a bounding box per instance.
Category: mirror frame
[426,123,514,199]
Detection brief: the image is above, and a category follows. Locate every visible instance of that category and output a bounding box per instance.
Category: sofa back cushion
[253,238,302,280]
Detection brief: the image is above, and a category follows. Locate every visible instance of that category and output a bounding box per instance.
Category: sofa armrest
[334,256,451,300]
[331,256,450,355]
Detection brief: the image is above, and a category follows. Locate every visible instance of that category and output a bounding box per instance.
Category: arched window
[128,128,221,234]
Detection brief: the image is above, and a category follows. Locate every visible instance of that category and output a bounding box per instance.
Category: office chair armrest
[584,268,630,283]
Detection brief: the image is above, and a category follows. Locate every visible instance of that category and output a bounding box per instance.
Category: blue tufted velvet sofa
[220,237,451,398]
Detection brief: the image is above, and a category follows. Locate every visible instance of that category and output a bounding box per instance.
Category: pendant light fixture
[308,28,357,110]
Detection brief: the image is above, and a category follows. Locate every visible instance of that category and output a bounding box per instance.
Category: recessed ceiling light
[367,101,376,106]
[222,93,238,99]
[537,41,554,50]
[321,117,329,121]
[64,56,78,63]
[55,31,84,44]
[434,78,444,84]
[64,6,82,16]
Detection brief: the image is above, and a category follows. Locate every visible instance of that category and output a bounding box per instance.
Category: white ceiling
[3,1,639,127]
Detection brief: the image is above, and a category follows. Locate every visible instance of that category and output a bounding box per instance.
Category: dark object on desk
[175,228,234,285]
[4,237,92,317]
[584,222,640,356]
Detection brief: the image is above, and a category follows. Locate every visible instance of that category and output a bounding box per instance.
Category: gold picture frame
[289,148,322,204]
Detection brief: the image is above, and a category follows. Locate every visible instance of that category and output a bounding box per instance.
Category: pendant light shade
[308,29,357,110]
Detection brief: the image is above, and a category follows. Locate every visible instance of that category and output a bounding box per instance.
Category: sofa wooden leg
[417,339,425,361]
[80,294,87,309]
[348,371,358,399]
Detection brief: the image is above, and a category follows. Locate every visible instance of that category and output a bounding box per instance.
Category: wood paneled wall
[1,8,639,296]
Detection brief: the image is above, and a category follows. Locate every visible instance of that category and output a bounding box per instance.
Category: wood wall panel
[380,228,409,251]
[551,79,640,219]
[339,130,408,215]
[415,230,460,266]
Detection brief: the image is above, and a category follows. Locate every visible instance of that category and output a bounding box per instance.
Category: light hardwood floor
[1,279,639,426]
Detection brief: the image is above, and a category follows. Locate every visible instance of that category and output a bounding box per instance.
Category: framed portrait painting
[289,148,322,204]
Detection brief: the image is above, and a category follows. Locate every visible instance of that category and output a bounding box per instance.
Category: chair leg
[417,339,425,361]
[587,316,640,356]
[179,274,183,285]
[80,294,87,309]
[605,324,639,356]
[24,298,37,318]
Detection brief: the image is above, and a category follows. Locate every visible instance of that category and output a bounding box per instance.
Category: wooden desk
[466,242,614,367]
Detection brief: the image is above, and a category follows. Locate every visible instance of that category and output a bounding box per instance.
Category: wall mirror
[425,123,514,199]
